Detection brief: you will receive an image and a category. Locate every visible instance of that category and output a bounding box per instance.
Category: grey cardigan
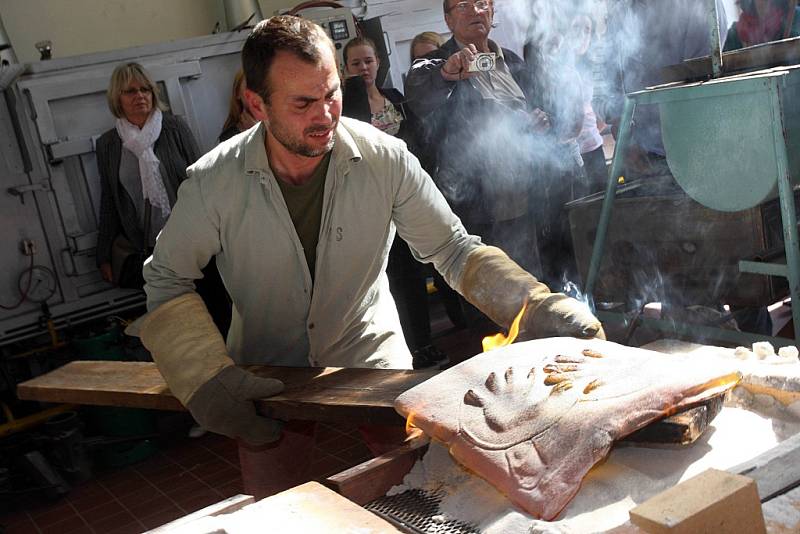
[95,114,200,266]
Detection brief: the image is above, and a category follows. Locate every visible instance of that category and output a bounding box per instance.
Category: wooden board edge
[324,432,430,505]
[16,384,185,411]
[144,494,255,532]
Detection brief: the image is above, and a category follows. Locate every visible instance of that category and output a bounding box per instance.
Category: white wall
[0,0,228,63]
[0,0,307,64]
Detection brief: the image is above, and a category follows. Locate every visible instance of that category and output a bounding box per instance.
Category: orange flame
[482,301,527,352]
[405,411,419,435]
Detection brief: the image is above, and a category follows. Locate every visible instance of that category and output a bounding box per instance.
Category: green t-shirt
[275,152,331,280]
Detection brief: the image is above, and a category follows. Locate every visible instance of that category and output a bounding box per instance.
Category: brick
[79,500,125,525]
[39,514,88,534]
[88,510,142,534]
[30,501,78,528]
[138,505,185,530]
[629,468,766,534]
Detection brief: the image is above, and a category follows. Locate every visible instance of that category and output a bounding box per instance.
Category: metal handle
[708,0,723,78]
[383,31,391,56]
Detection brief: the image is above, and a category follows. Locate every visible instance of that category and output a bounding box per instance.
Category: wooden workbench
[16,361,438,425]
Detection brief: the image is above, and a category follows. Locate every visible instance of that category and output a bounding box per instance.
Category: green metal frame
[585,74,800,347]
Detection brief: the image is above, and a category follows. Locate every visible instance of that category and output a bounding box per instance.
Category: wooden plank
[146,494,255,533]
[147,483,402,533]
[620,394,725,447]
[238,481,403,533]
[761,483,800,532]
[17,362,184,411]
[250,365,438,425]
[16,361,438,425]
[730,431,800,502]
[325,431,430,505]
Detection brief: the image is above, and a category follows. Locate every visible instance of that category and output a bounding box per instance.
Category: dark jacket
[404,38,536,226]
[341,75,427,164]
[95,113,200,266]
[218,124,240,144]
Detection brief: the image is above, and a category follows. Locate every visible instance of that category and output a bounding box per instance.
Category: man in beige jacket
[133,15,603,493]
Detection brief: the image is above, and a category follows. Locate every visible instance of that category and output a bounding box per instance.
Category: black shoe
[412,344,449,370]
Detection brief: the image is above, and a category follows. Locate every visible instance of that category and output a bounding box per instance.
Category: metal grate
[365,489,481,534]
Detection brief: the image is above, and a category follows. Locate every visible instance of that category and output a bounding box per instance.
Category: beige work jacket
[143,118,482,369]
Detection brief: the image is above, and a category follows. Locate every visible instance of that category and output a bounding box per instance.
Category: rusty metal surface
[568,181,796,308]
[661,37,800,83]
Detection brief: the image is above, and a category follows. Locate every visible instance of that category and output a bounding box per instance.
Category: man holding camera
[406,0,547,274]
[406,0,549,334]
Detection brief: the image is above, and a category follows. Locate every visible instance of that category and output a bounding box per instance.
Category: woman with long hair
[341,36,452,369]
[219,69,258,142]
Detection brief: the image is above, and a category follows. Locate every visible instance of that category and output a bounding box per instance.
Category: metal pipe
[223,0,263,31]
[0,403,77,438]
[0,11,25,91]
[585,96,636,309]
[0,11,17,64]
[769,79,800,342]
[708,0,723,78]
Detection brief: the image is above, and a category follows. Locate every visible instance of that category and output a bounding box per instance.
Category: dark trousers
[387,238,432,351]
[581,145,608,195]
[530,164,585,291]
[431,270,466,330]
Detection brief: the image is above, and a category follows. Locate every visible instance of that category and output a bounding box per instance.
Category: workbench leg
[774,134,800,342]
[585,97,636,308]
[237,421,316,500]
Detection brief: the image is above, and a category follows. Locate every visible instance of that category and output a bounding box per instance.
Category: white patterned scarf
[115,108,170,217]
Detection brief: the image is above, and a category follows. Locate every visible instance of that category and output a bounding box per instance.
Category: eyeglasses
[447,0,491,13]
[122,86,153,96]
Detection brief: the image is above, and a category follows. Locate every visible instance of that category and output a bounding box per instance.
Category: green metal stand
[585,74,800,347]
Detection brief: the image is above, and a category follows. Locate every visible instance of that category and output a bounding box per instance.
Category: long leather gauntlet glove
[460,246,605,341]
[129,292,285,445]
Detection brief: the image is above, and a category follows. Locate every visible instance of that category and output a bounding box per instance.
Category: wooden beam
[17,362,183,411]
[146,494,255,533]
[730,431,800,501]
[325,431,430,505]
[620,393,725,448]
[16,361,438,425]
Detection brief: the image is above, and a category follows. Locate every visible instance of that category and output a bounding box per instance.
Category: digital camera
[468,52,497,73]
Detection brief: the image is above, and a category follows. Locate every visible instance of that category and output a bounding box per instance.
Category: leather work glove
[127,292,285,445]
[186,365,285,445]
[460,246,605,341]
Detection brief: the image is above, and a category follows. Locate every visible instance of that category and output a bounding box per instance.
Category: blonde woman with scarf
[96,62,200,288]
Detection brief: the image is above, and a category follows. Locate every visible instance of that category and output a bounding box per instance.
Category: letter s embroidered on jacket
[336,227,343,242]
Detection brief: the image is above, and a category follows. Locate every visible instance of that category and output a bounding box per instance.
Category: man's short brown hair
[242,15,335,103]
